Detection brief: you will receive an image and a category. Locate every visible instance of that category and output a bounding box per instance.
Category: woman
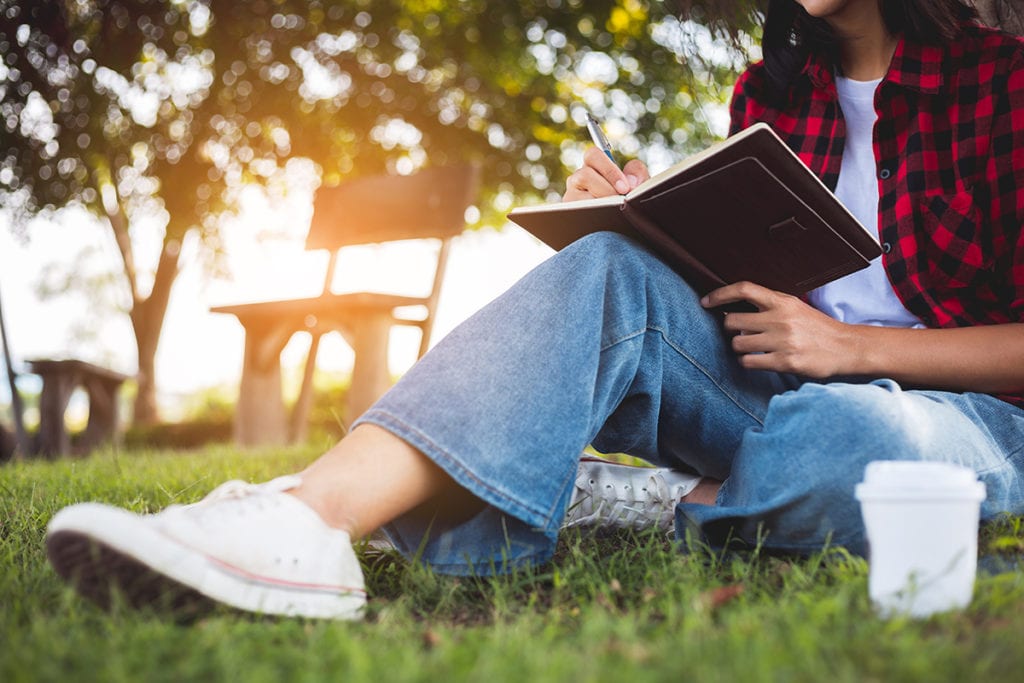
[47,0,1024,620]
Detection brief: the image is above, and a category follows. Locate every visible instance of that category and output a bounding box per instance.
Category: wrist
[850,323,894,377]
[834,322,879,377]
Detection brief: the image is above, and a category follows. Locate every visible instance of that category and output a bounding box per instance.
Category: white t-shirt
[806,76,924,328]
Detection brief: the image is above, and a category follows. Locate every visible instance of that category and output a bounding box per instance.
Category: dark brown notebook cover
[507,123,881,297]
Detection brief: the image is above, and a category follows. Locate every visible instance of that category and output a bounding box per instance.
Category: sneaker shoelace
[151,474,355,592]
[163,474,304,521]
[200,475,303,503]
[568,470,679,529]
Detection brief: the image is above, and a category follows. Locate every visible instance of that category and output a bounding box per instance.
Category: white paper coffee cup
[855,460,986,618]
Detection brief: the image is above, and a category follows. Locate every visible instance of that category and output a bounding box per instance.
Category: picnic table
[28,358,130,457]
[213,165,479,446]
[212,291,429,446]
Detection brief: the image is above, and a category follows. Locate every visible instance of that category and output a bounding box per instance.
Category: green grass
[3,446,1024,682]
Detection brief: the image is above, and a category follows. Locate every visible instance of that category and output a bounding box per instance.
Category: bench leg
[37,373,76,458]
[234,323,293,446]
[290,331,323,444]
[345,312,394,425]
[81,376,123,452]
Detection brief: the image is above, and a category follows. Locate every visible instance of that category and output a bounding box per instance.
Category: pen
[585,112,616,164]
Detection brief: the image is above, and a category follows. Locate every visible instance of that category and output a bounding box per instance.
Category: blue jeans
[354,232,1024,574]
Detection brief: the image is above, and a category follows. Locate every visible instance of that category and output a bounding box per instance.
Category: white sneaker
[564,456,702,532]
[46,475,366,620]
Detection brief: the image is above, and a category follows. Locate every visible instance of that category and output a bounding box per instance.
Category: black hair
[762,0,979,100]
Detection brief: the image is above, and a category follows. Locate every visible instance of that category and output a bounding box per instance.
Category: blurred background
[0,0,761,452]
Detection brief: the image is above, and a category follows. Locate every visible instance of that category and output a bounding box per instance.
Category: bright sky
[0,202,554,419]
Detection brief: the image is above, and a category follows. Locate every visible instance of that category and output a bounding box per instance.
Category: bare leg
[289,424,483,539]
[683,478,722,506]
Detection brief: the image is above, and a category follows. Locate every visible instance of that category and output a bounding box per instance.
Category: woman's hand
[563,146,651,202]
[701,281,855,378]
[704,281,1024,392]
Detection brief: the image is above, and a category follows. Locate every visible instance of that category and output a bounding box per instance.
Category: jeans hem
[353,408,558,534]
[380,522,556,576]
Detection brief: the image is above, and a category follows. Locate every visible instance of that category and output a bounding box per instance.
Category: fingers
[720,311,765,335]
[622,159,650,188]
[729,328,773,354]
[563,164,618,201]
[562,150,652,202]
[702,284,841,377]
[583,145,629,191]
[700,281,782,311]
[563,146,635,201]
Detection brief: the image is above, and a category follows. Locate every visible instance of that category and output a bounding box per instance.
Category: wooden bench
[212,165,480,446]
[27,358,131,457]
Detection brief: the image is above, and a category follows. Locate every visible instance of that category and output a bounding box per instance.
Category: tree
[0,0,760,424]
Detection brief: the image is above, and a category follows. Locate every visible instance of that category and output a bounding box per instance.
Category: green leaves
[1,0,762,237]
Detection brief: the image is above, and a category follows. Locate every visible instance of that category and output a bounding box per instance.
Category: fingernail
[627,174,639,188]
[615,179,628,194]
[700,295,710,306]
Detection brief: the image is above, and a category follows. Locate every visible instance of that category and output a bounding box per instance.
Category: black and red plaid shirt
[729,21,1024,407]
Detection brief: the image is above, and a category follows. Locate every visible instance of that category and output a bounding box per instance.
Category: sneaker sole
[47,504,366,620]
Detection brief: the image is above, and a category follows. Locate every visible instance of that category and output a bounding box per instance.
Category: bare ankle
[284,487,360,536]
[283,424,480,539]
[681,478,721,506]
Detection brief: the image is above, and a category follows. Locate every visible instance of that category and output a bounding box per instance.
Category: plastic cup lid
[855,460,986,501]
[863,460,978,486]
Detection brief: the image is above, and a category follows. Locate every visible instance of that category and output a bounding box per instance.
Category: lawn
[3,445,1024,682]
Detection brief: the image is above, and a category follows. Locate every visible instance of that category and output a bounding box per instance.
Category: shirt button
[881,242,892,254]
[879,168,892,180]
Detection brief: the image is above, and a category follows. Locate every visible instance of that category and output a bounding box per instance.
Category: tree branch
[90,157,141,306]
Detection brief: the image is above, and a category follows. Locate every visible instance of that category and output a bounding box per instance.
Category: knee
[767,381,936,464]
[557,231,701,307]
[721,382,946,553]
[559,231,650,271]
[746,382,948,505]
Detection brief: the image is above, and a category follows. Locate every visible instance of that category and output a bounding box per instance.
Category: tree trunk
[129,237,182,426]
[131,314,161,426]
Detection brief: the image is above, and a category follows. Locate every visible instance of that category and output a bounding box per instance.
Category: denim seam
[973,423,1024,475]
[353,409,558,532]
[600,325,766,427]
[681,484,861,552]
[380,521,557,574]
[408,548,556,575]
[970,448,1024,477]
